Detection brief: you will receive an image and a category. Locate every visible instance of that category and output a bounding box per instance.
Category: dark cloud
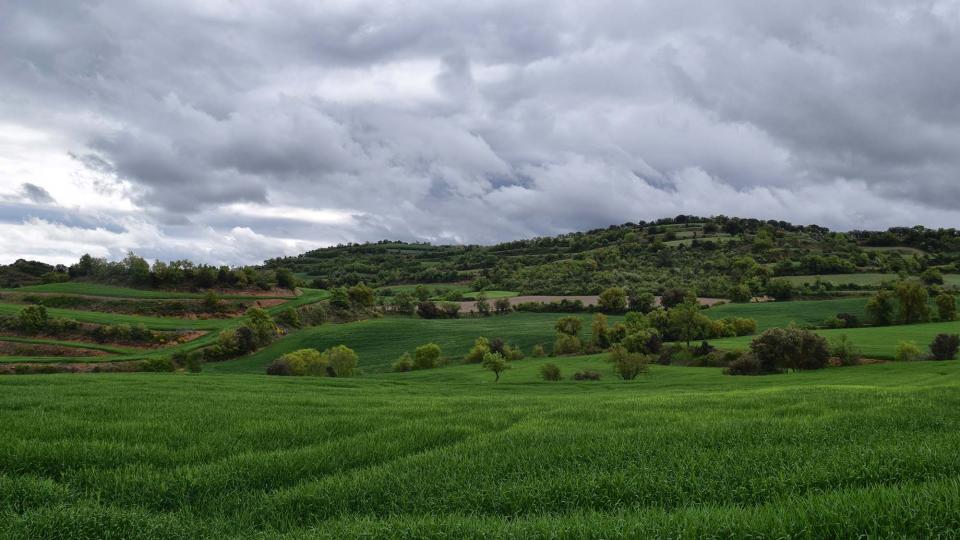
[1,0,960,264]
[19,183,54,204]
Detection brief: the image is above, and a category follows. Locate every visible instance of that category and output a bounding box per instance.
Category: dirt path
[456,295,726,313]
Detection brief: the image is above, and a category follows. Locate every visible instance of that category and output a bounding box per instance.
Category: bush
[494,298,512,314]
[724,353,764,375]
[276,308,302,328]
[750,326,830,372]
[414,343,442,370]
[930,334,960,361]
[598,287,627,313]
[553,333,582,355]
[323,345,358,377]
[539,363,562,381]
[608,344,649,380]
[531,344,546,357]
[266,359,293,376]
[141,357,175,372]
[464,336,490,364]
[937,294,957,322]
[554,316,582,336]
[274,348,327,376]
[895,341,923,362]
[572,370,601,381]
[731,318,757,336]
[183,351,204,373]
[16,305,49,333]
[830,335,862,366]
[392,352,414,372]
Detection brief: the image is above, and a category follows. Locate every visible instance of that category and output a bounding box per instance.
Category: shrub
[323,345,358,377]
[692,341,715,357]
[830,335,862,366]
[414,343,442,370]
[276,308,302,328]
[503,344,524,361]
[836,313,862,328]
[16,305,49,333]
[865,290,896,326]
[823,316,846,329]
[660,288,693,309]
[724,353,763,375]
[750,326,830,372]
[276,348,326,376]
[184,350,204,373]
[416,301,442,319]
[141,357,175,372]
[731,318,758,336]
[553,333,582,355]
[930,334,960,361]
[598,287,627,313]
[266,359,293,376]
[481,352,510,382]
[590,313,610,349]
[621,328,661,354]
[464,336,490,364]
[555,316,582,336]
[937,294,957,322]
[766,279,795,301]
[245,308,277,347]
[572,370,601,381]
[922,268,945,285]
[895,341,923,362]
[392,352,414,372]
[540,363,562,381]
[608,344,649,380]
[896,281,929,324]
[531,344,546,357]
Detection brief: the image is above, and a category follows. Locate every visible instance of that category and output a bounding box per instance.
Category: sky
[2,0,960,266]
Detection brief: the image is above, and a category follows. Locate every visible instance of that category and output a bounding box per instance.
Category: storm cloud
[1,0,959,264]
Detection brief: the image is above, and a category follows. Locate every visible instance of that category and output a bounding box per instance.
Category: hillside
[264,216,960,297]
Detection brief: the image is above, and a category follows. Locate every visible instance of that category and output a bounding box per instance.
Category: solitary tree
[414,343,442,370]
[937,294,957,322]
[668,301,712,346]
[896,281,929,324]
[482,351,510,382]
[555,316,582,336]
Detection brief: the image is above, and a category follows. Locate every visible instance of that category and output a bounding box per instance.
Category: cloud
[1,0,959,264]
[18,182,54,204]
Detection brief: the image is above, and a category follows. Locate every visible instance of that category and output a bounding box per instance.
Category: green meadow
[2,359,959,539]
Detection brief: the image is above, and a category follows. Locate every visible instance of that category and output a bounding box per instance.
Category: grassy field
[2,282,294,300]
[462,290,518,299]
[208,313,615,374]
[0,302,231,331]
[710,319,960,360]
[2,359,959,538]
[781,273,960,287]
[706,297,869,330]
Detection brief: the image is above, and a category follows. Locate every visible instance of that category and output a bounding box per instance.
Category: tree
[668,301,712,346]
[275,268,297,290]
[766,279,795,302]
[203,290,222,312]
[555,316,582,336]
[598,287,627,313]
[347,283,375,309]
[244,308,277,347]
[553,333,582,355]
[729,283,753,303]
[123,252,151,285]
[937,294,957,322]
[322,345,358,376]
[475,293,491,316]
[482,351,510,382]
[750,326,830,372]
[921,268,944,285]
[608,344,649,380]
[494,298,512,314]
[895,281,929,324]
[16,305,49,333]
[930,334,960,360]
[590,313,610,349]
[895,341,922,362]
[414,343,441,369]
[392,292,415,314]
[464,337,490,364]
[274,348,326,376]
[661,288,694,309]
[330,287,351,311]
[628,290,655,313]
[865,290,896,326]
[414,285,431,302]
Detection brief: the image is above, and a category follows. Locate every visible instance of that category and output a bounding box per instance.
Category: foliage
[481,351,510,382]
[895,281,929,324]
[750,326,830,372]
[608,344,649,380]
[572,370,602,381]
[929,334,960,361]
[554,316,582,336]
[414,343,442,370]
[598,287,627,313]
[464,337,490,364]
[323,345,359,377]
[724,352,763,375]
[553,333,582,356]
[865,290,897,326]
[830,335,862,366]
[539,362,562,381]
[590,313,610,349]
[393,352,414,372]
[531,343,546,357]
[936,294,957,322]
[895,341,923,362]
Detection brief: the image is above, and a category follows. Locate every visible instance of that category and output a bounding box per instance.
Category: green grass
[0,336,137,355]
[2,360,960,538]
[462,290,518,299]
[378,283,471,294]
[208,313,614,374]
[0,303,231,331]
[710,319,960,360]
[706,297,870,331]
[780,273,960,288]
[2,282,294,300]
